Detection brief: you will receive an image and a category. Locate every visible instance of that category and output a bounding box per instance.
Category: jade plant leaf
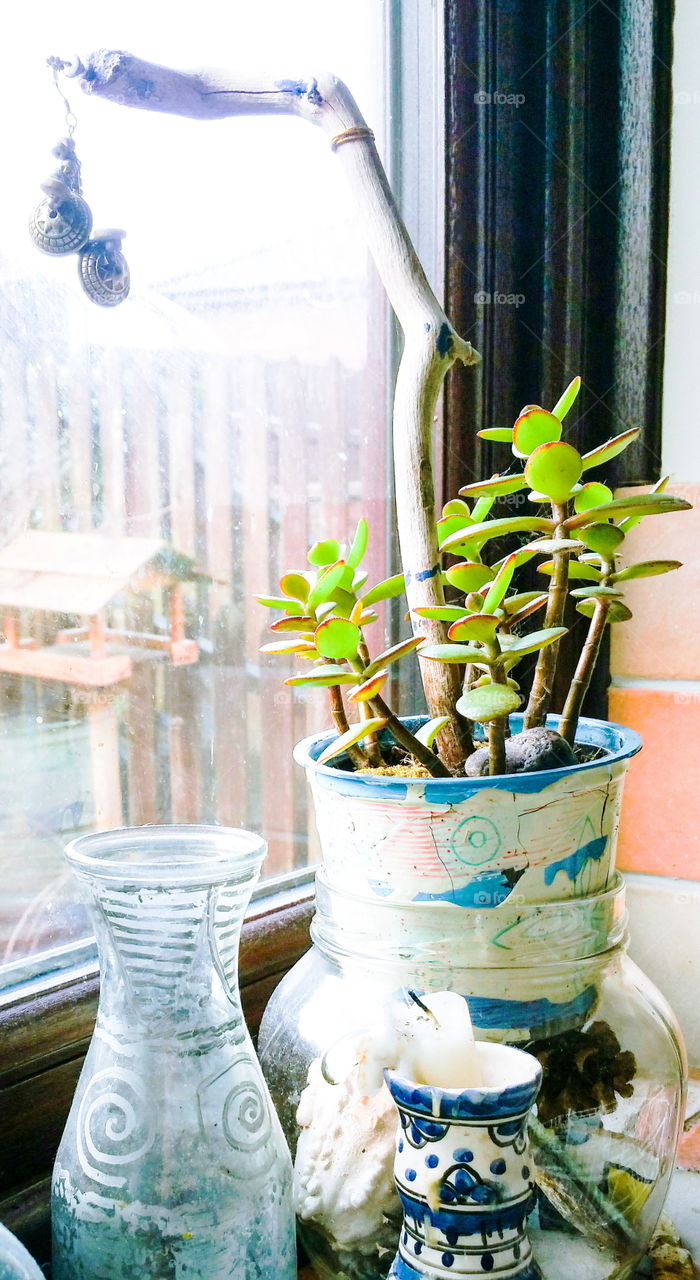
[576,599,633,623]
[512,408,562,458]
[502,591,547,615]
[307,561,348,612]
[445,562,494,593]
[437,514,474,547]
[458,474,528,500]
[456,684,521,722]
[254,594,303,612]
[314,616,362,660]
[611,559,682,583]
[347,669,389,702]
[520,537,582,554]
[285,664,360,687]
[441,516,554,555]
[269,616,317,633]
[261,638,317,656]
[415,716,451,746]
[361,573,406,607]
[565,493,692,529]
[419,643,488,664]
[471,495,495,522]
[570,586,624,599]
[537,559,603,582]
[317,718,388,765]
[573,482,614,514]
[551,375,581,421]
[448,613,500,644]
[442,498,472,517]
[413,605,472,622]
[524,441,583,504]
[280,573,310,602]
[473,673,520,689]
[308,539,341,567]
[477,427,514,442]
[364,635,423,678]
[619,476,669,534]
[482,552,519,612]
[346,517,369,569]
[574,524,626,557]
[503,595,549,628]
[580,428,640,471]
[499,626,567,658]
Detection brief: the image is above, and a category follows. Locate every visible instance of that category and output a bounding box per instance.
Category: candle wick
[407,989,440,1027]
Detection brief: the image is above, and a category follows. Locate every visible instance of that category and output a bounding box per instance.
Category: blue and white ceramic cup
[385,1044,543,1280]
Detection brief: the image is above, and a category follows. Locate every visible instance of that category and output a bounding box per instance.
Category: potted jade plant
[61,49,691,1280]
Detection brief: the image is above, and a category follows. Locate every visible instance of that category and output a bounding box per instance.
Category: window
[0,2,423,987]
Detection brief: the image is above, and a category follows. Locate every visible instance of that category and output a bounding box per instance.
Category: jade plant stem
[328,685,367,769]
[368,692,450,777]
[524,503,570,729]
[559,596,610,745]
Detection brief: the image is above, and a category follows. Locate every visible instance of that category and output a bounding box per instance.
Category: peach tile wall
[609,483,700,879]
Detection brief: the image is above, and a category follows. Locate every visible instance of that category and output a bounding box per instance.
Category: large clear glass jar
[259,874,686,1280]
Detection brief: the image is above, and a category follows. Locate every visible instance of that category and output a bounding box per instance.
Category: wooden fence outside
[0,339,391,964]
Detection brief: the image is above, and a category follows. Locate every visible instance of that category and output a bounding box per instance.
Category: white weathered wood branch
[73,52,480,768]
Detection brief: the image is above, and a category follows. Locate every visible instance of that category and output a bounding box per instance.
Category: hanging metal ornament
[29,62,93,256]
[78,229,130,307]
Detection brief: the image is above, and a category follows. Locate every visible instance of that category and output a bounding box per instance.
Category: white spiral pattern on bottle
[76,1066,156,1188]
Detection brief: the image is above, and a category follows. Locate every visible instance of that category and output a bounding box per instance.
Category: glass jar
[259,874,686,1280]
[0,1223,44,1280]
[52,825,296,1280]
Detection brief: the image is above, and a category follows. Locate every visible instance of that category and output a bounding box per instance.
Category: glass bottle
[0,1223,44,1280]
[52,825,296,1280]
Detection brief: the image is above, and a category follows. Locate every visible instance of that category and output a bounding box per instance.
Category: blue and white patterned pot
[296,715,641,909]
[385,1045,543,1280]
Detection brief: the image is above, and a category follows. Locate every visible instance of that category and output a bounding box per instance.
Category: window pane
[0,2,396,980]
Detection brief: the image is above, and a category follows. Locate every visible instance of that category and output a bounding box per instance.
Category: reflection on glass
[0,2,395,973]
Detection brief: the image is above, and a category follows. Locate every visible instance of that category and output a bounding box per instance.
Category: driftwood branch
[69,52,480,770]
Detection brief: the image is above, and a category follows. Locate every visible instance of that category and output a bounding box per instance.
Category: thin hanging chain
[46,56,78,136]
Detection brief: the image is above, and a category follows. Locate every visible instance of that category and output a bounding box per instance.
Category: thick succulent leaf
[261,638,317,656]
[285,664,360,687]
[413,605,472,622]
[317,718,388,765]
[315,615,362,660]
[442,498,472,518]
[364,634,423,678]
[524,441,583,504]
[477,427,514,442]
[279,572,310,602]
[358,609,379,626]
[346,517,369,569]
[437,513,474,547]
[307,561,348,612]
[503,591,547,615]
[441,516,554,555]
[473,674,520,690]
[573,482,614,514]
[580,428,640,471]
[347,669,389,702]
[551,375,581,421]
[491,548,538,572]
[351,568,369,592]
[471,495,495,523]
[448,613,500,644]
[255,594,302,612]
[499,626,567,658]
[315,600,338,621]
[445,561,494,593]
[575,524,626,557]
[361,573,406,607]
[570,585,624,599]
[512,408,562,458]
[566,493,692,529]
[619,476,669,534]
[457,684,521,723]
[483,552,519,612]
[520,537,582,554]
[576,599,633,623]
[458,473,528,499]
[419,643,488,664]
[611,559,682,583]
[269,615,316,633]
[415,716,451,747]
[537,559,602,582]
[503,596,549,628]
[308,539,341,567]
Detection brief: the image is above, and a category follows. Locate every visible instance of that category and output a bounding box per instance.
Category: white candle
[400,990,482,1089]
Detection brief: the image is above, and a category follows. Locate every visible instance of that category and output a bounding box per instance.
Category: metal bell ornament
[78,229,130,307]
[29,57,130,308]
[29,135,93,256]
